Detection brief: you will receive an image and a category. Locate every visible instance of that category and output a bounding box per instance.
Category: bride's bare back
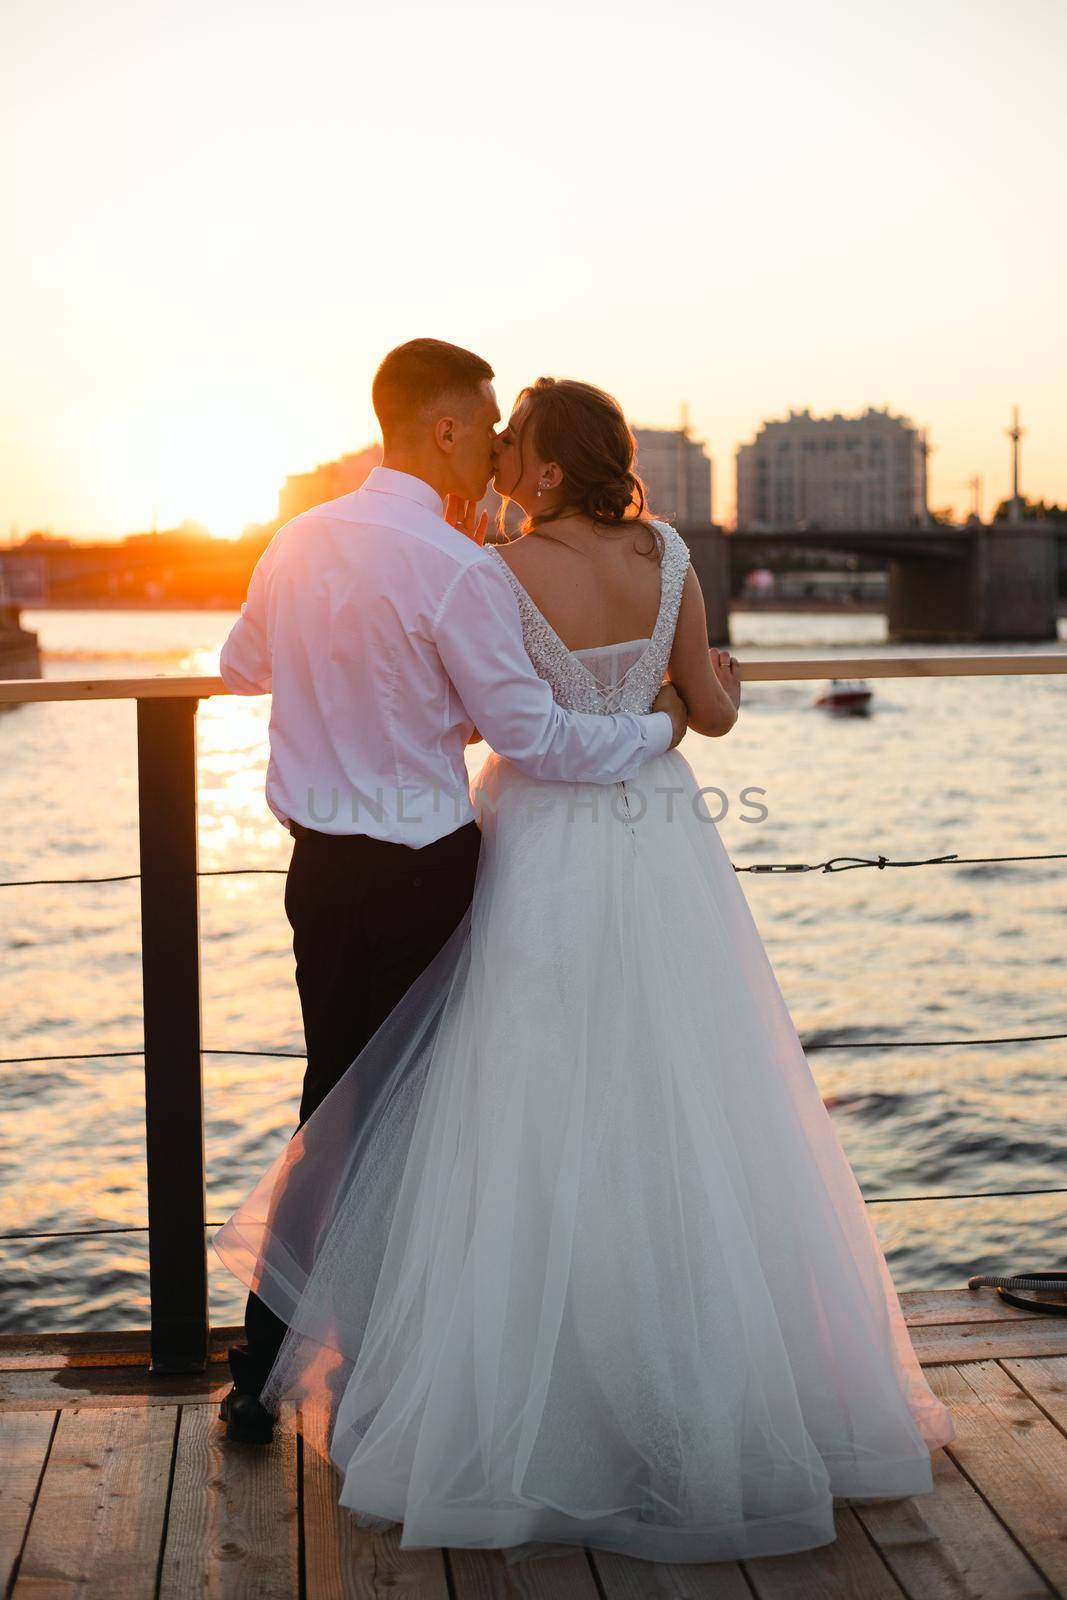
[493,513,738,736]
[492,516,665,651]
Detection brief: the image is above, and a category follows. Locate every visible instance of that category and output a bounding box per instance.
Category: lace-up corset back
[486,520,690,715]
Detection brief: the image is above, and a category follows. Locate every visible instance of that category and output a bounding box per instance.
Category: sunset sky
[2,0,1064,539]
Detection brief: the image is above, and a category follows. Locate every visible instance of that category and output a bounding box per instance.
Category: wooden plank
[15,1300,1058,1396]
[159,1401,298,1599]
[741,1505,907,1597]
[0,676,227,703]
[0,1365,229,1412]
[852,1414,1057,1599]
[734,655,1067,681]
[0,1298,1030,1369]
[905,1315,1067,1366]
[1,1300,1018,1379]
[13,1404,176,1600]
[0,1412,56,1595]
[16,1295,1066,1417]
[898,1288,1063,1327]
[928,1362,1067,1596]
[448,1545,602,1597]
[593,1547,751,1597]
[999,1355,1067,1436]
[0,1329,235,1374]
[2,652,1067,704]
[299,1407,448,1599]
[0,1296,1049,1376]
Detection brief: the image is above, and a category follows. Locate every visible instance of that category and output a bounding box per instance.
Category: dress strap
[648,521,691,652]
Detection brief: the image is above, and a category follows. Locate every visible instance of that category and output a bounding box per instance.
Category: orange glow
[92,365,319,539]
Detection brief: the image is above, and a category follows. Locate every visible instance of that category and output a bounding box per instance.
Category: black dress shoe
[218,1385,275,1445]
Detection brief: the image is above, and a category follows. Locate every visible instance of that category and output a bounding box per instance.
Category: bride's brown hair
[504,377,664,560]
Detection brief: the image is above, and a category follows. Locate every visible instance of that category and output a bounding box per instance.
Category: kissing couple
[214,337,954,1567]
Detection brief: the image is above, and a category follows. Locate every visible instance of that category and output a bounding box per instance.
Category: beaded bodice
[486,521,691,715]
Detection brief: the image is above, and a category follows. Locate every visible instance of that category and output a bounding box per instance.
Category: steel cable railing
[3,847,1067,889]
[3,1177,1067,1246]
[5,659,1066,1351]
[3,845,1066,1233]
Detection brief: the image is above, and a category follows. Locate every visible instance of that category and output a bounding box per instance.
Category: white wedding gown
[213,520,955,1566]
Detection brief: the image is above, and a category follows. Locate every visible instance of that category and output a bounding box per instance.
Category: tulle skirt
[213,746,955,1566]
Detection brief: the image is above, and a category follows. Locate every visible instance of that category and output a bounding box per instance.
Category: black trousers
[231,816,483,1394]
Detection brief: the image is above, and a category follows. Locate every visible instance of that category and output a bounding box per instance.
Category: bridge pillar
[679,523,731,644]
[887,522,1058,643]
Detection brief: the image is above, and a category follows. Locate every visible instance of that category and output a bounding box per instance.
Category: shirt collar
[361,465,445,517]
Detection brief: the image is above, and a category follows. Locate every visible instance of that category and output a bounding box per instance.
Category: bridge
[677,521,1063,644]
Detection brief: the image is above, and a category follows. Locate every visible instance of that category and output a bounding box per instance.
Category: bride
[214,376,955,1567]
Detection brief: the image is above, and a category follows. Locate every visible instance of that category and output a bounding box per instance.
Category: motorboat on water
[812,678,872,714]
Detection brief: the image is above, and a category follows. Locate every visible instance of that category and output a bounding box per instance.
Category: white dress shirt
[219,466,674,847]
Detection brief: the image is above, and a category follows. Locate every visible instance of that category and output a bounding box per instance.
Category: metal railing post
[136,694,208,1372]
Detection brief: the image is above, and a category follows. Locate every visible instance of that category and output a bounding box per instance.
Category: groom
[216,337,688,1442]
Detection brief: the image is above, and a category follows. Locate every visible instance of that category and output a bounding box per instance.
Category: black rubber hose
[967,1270,1067,1315]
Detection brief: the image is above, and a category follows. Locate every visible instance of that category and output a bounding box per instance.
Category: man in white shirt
[217,338,687,1441]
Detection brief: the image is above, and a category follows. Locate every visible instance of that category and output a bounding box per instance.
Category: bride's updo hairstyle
[512,377,664,560]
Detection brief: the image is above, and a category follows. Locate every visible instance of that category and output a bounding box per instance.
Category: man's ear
[434,416,456,454]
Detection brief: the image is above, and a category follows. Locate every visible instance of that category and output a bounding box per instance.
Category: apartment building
[633,427,713,524]
[736,406,928,530]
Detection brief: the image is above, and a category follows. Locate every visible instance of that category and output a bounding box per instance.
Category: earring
[536,479,549,498]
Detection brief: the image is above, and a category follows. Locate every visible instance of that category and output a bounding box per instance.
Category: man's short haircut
[372,338,494,439]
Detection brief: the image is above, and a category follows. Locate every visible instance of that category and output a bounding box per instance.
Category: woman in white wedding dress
[214,377,955,1567]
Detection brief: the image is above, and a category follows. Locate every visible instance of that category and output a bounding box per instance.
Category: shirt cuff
[643,709,674,756]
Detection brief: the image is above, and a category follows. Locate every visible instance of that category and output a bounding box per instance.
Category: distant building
[736,406,929,531]
[632,427,713,524]
[0,550,48,603]
[278,445,382,522]
[19,531,72,548]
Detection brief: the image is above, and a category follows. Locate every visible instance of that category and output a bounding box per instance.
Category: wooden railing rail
[3,651,1067,706]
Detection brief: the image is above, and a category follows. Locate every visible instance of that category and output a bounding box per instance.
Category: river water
[1,606,1065,1333]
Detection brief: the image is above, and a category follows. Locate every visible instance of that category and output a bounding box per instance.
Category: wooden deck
[2,1288,1066,1599]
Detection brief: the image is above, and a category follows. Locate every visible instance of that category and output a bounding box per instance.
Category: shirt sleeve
[433,558,673,783]
[219,540,275,694]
